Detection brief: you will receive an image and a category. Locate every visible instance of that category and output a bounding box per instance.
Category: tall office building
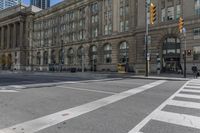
[0,0,20,10]
[30,0,50,9]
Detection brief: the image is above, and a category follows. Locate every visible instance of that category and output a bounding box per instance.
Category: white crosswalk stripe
[128,79,200,133]
[181,88,200,93]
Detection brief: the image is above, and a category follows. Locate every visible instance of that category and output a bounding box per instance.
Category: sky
[23,0,62,6]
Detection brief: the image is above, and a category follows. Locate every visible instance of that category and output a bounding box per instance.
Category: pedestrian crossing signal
[150,3,156,25]
[187,49,192,56]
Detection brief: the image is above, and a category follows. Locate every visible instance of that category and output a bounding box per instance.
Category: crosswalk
[128,79,200,133]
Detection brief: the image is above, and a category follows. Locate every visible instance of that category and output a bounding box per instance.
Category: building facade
[0,4,41,70]
[0,0,20,10]
[31,0,136,72]
[30,0,50,9]
[0,0,200,74]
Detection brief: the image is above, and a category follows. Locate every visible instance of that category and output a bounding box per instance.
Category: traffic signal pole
[145,0,149,77]
[183,31,187,78]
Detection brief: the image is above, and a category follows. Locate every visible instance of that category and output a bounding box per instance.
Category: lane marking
[57,86,117,95]
[152,111,200,129]
[128,80,190,133]
[9,85,25,89]
[0,90,18,93]
[181,89,200,94]
[0,80,166,133]
[107,80,145,85]
[167,99,200,109]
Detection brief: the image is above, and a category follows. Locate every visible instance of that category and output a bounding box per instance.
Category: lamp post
[183,27,187,78]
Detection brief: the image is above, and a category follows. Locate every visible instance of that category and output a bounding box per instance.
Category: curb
[129,76,191,81]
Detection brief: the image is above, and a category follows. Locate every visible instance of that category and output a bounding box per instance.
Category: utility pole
[179,17,186,78]
[145,0,149,77]
[183,27,187,78]
[145,0,156,76]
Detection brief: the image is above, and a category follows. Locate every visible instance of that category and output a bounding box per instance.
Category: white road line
[128,80,190,133]
[0,80,166,133]
[187,83,200,86]
[9,85,26,89]
[182,89,200,93]
[152,111,200,129]
[0,90,18,93]
[167,99,200,109]
[176,93,200,99]
[185,86,200,89]
[108,81,145,85]
[57,86,116,95]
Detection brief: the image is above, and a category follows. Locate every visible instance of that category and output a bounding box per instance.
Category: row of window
[35,41,129,65]
[33,0,130,47]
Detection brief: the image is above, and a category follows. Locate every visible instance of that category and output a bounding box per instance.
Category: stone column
[7,25,10,49]
[20,21,24,47]
[1,27,4,49]
[13,23,16,48]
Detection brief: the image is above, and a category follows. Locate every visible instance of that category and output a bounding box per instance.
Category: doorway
[162,37,181,73]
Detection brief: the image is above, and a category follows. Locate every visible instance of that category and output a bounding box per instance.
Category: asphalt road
[0,73,200,133]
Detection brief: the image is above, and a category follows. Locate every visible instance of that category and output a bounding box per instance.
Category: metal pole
[81,47,84,72]
[145,0,149,77]
[184,36,186,78]
[183,28,187,78]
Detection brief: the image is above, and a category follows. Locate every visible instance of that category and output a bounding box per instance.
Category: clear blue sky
[23,0,62,6]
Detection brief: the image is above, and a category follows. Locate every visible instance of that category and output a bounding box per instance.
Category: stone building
[136,0,200,73]
[1,0,200,74]
[0,4,41,70]
[31,0,137,72]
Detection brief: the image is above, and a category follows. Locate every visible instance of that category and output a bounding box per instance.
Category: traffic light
[187,49,192,56]
[150,3,156,25]
[178,17,184,33]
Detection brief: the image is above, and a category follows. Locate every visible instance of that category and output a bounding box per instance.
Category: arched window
[36,52,41,65]
[51,50,56,64]
[103,44,112,64]
[67,48,74,65]
[77,46,84,65]
[43,51,48,65]
[119,41,129,63]
[89,45,97,64]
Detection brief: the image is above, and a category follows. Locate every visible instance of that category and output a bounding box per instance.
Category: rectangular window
[195,0,200,15]
[161,9,166,22]
[193,28,200,39]
[167,7,174,20]
[120,21,124,32]
[176,5,181,19]
[125,20,129,31]
[193,46,200,60]
[104,25,108,35]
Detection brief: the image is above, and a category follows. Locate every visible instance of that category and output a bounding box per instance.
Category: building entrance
[162,37,182,73]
